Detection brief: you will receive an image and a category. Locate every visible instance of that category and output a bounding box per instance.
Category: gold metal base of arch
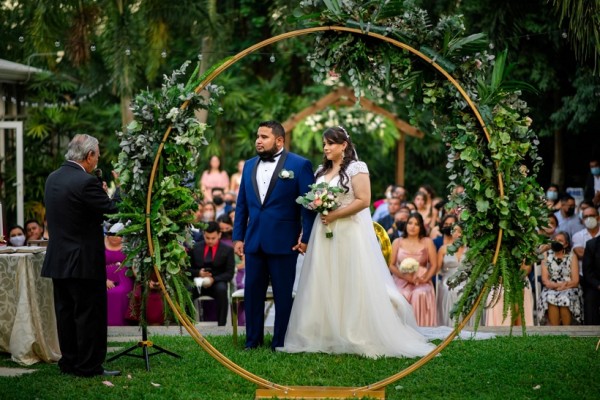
[146,25,502,399]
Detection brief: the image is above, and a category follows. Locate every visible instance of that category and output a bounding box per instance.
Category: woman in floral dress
[538,232,583,325]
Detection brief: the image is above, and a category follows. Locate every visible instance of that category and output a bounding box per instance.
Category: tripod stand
[106,324,181,371]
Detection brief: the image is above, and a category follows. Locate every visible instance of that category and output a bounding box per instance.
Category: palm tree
[551,0,600,72]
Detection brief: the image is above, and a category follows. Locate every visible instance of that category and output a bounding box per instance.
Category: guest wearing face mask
[545,184,561,210]
[537,232,583,325]
[555,194,584,239]
[584,159,600,207]
[572,205,600,324]
[211,187,228,219]
[432,214,459,251]
[8,225,27,247]
[388,206,411,241]
[202,202,217,223]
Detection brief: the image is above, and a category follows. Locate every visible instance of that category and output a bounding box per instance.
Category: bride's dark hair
[315,126,358,192]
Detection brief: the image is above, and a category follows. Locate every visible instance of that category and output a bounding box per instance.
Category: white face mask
[10,234,26,247]
[584,216,599,230]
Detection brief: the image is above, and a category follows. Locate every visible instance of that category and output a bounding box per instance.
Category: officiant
[189,221,235,326]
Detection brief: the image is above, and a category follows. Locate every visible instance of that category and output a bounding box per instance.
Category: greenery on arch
[113,0,548,327]
[113,62,225,322]
[296,0,547,326]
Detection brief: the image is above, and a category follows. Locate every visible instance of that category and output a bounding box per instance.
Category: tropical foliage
[112,61,224,322]
[294,0,547,327]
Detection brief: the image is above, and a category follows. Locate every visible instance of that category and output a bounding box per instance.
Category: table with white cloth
[0,251,61,365]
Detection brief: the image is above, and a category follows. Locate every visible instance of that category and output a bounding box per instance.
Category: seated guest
[376,196,401,232]
[387,206,411,241]
[25,219,45,242]
[105,223,134,326]
[190,221,235,326]
[389,213,437,326]
[7,225,27,246]
[537,232,583,325]
[436,223,471,327]
[432,213,459,251]
[216,214,234,247]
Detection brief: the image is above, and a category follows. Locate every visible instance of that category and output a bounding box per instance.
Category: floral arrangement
[398,257,420,274]
[295,0,547,329]
[296,181,343,238]
[111,61,224,323]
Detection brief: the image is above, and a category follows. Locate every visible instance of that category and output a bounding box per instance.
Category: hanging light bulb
[561,32,568,39]
[197,54,203,61]
[90,44,96,52]
[125,48,131,56]
[54,40,61,48]
[161,50,167,58]
[18,36,24,43]
[269,54,275,63]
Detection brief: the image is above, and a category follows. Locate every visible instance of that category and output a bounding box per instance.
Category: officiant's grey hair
[65,134,99,161]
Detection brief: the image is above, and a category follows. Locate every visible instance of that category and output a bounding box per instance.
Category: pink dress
[105,248,134,326]
[393,246,437,326]
[485,282,534,326]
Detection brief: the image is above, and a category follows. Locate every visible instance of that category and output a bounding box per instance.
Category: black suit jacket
[41,161,119,281]
[583,236,600,290]
[189,241,235,284]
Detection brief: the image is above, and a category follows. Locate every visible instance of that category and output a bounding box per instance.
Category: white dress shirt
[256,151,282,203]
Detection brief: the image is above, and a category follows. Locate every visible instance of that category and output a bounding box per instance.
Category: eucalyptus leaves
[298,0,547,328]
[113,61,223,323]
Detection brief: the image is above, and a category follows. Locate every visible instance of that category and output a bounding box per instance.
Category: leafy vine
[113,61,224,323]
[297,0,547,328]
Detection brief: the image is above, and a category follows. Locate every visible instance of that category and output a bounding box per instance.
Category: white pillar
[0,121,24,227]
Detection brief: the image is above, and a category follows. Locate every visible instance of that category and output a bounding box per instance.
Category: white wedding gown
[278,161,436,358]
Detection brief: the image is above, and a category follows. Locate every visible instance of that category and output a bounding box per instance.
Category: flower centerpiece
[296,181,343,238]
[398,257,420,274]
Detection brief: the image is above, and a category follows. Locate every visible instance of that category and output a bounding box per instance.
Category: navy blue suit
[233,150,315,348]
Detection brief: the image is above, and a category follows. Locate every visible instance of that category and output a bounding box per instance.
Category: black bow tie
[260,152,282,163]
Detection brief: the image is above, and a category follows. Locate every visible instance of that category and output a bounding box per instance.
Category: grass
[0,335,598,399]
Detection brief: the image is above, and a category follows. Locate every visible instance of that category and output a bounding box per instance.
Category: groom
[233,120,316,350]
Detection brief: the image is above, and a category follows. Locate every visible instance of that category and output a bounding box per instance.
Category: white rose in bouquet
[399,257,420,274]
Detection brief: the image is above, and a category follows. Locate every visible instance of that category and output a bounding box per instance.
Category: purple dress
[106,248,134,326]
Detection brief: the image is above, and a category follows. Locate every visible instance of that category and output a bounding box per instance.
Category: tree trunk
[551,128,565,188]
[194,36,212,124]
[120,95,134,129]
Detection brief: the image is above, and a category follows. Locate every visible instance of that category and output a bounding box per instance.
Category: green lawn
[0,335,597,399]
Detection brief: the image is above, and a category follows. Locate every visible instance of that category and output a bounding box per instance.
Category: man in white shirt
[573,206,600,324]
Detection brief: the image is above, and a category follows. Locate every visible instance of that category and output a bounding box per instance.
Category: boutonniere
[279,169,295,179]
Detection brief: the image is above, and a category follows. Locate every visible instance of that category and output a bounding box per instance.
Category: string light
[90,44,96,52]
[161,50,167,58]
[125,48,131,56]
[270,54,276,63]
[1,77,115,109]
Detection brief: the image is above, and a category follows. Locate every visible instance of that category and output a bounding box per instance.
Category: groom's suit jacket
[233,150,316,254]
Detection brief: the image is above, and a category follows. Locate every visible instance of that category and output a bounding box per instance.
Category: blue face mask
[546,190,558,201]
[592,167,600,176]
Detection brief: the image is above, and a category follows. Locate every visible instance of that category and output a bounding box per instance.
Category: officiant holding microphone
[233,121,316,350]
[41,134,121,377]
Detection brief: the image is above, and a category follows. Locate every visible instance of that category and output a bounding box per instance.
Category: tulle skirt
[278,209,435,358]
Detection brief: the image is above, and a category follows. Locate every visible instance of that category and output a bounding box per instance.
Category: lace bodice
[316,161,369,208]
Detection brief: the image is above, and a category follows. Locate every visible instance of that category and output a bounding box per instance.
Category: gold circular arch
[146,26,502,399]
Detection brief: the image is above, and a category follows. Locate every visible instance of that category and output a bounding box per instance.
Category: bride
[278,126,435,358]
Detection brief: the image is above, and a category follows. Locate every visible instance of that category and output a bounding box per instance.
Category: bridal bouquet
[399,257,420,274]
[296,181,343,238]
